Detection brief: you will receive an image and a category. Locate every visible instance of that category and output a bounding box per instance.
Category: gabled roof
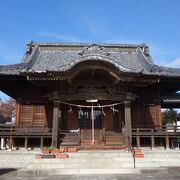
[0,41,180,78]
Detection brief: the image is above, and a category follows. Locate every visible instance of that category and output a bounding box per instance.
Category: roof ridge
[32,41,147,48]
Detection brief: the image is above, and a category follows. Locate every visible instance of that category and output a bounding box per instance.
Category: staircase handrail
[122,124,136,168]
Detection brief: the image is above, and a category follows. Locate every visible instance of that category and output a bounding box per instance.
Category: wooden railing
[132,126,180,138]
[1,125,180,149]
[132,126,180,136]
[0,126,52,149]
[132,125,180,149]
[0,126,52,137]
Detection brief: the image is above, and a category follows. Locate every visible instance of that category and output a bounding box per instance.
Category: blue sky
[0,0,180,99]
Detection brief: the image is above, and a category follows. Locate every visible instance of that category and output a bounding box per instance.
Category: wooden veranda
[0,125,180,149]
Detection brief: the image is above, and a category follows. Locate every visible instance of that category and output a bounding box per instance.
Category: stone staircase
[1,148,180,176]
[17,149,180,176]
[18,150,138,175]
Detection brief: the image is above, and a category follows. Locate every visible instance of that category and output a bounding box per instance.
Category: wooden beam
[52,102,60,147]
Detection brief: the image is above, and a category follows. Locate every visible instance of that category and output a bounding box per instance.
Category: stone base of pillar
[0,138,6,150]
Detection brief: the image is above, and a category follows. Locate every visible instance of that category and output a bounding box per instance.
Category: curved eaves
[52,54,138,73]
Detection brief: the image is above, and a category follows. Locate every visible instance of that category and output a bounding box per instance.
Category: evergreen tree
[162,108,177,125]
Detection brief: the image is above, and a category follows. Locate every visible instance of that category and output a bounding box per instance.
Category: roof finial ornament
[79,44,110,57]
[26,40,34,55]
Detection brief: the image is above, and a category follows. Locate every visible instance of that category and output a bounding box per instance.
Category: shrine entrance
[78,106,102,146]
[78,109,102,129]
[55,61,135,147]
[60,100,126,147]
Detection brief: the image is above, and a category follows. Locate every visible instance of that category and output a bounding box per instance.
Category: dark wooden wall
[15,83,162,129]
[17,103,53,127]
[131,88,162,128]
[131,102,162,128]
[16,99,162,129]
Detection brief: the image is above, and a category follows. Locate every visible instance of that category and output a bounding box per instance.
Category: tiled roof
[0,63,25,75]
[0,41,180,78]
[161,93,180,103]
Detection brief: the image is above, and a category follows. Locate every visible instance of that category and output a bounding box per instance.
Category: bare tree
[0,98,16,124]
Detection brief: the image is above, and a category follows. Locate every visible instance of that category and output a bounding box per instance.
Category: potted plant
[50,147,60,155]
[41,146,51,154]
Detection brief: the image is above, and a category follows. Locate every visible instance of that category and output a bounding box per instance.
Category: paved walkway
[0,148,180,179]
[0,167,180,180]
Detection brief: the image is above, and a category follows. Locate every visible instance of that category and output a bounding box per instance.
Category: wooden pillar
[102,128,105,146]
[165,134,170,149]
[40,127,44,148]
[136,128,140,148]
[24,127,28,149]
[9,127,13,149]
[40,136,44,149]
[124,101,132,141]
[24,136,28,149]
[151,128,155,149]
[16,101,20,127]
[78,128,81,145]
[165,126,170,149]
[52,102,60,147]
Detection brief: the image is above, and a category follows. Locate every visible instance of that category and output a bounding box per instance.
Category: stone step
[143,154,180,158]
[30,157,156,164]
[18,167,138,175]
[66,152,132,158]
[27,162,136,169]
[32,157,134,163]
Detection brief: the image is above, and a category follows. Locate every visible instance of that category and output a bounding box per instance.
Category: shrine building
[0,41,180,149]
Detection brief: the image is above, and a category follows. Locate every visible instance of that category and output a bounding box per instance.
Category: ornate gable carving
[79,44,110,57]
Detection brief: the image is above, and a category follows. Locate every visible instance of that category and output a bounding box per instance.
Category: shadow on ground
[0,168,17,176]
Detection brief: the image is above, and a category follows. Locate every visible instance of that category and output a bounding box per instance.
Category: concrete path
[0,167,180,180]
